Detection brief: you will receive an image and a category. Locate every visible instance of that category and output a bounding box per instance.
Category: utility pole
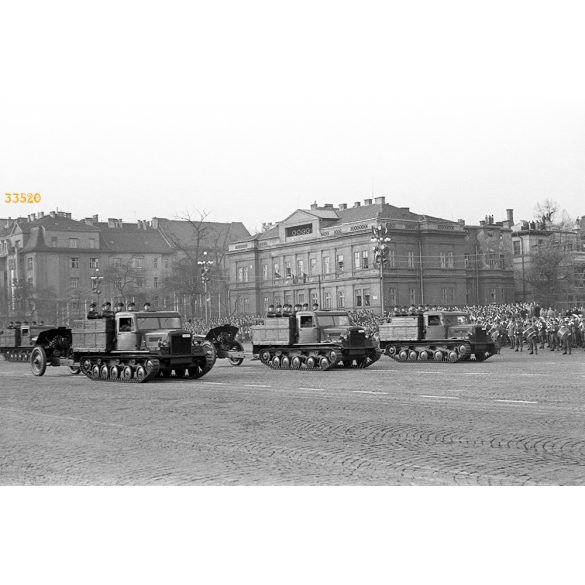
[371,225,391,316]
[198,251,214,324]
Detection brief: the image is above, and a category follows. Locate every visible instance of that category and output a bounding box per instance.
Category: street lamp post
[197,251,214,323]
[90,267,103,310]
[371,225,391,316]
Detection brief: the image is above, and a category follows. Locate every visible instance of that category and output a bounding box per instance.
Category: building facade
[511,216,585,308]
[227,197,493,315]
[0,211,250,324]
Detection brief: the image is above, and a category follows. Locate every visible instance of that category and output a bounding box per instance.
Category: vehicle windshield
[444,314,471,326]
[136,317,182,330]
[317,314,351,327]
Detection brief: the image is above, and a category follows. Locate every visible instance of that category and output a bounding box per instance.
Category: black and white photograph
[1,0,584,582]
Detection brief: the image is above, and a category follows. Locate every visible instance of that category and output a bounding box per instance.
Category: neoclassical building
[227,197,515,314]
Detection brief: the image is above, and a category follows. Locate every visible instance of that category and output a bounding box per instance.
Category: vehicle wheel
[306,356,316,368]
[91,364,100,379]
[30,346,47,376]
[68,365,81,375]
[398,349,408,361]
[448,350,459,363]
[271,356,281,368]
[228,343,244,366]
[80,358,92,374]
[408,350,418,361]
[419,350,429,361]
[135,366,147,381]
[281,355,290,369]
[433,350,444,361]
[291,356,302,369]
[99,365,109,379]
[109,365,120,379]
[319,357,330,370]
[122,366,133,380]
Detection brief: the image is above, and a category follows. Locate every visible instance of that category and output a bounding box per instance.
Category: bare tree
[101,260,140,300]
[163,210,211,318]
[533,199,574,231]
[525,237,571,307]
[534,198,559,229]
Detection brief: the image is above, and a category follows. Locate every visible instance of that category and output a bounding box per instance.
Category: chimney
[310,203,318,210]
[137,220,143,229]
[38,212,44,218]
[457,219,465,225]
[323,203,334,209]
[93,214,98,222]
[353,201,361,207]
[364,198,372,206]
[506,209,514,225]
[479,220,486,226]
[65,212,72,219]
[50,211,56,218]
[108,218,116,228]
[374,196,386,205]
[338,203,347,210]
[152,218,159,229]
[84,217,94,225]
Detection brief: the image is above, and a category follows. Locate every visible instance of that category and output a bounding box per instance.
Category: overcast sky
[2,1,584,233]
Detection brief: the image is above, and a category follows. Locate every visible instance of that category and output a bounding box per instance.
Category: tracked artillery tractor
[0,324,56,362]
[29,310,216,383]
[252,307,381,370]
[378,310,496,363]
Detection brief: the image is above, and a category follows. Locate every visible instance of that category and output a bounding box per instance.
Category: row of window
[239,250,461,282]
[70,277,161,289]
[260,286,457,310]
[464,253,506,269]
[20,256,167,272]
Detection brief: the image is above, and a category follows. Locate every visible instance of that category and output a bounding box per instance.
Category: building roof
[234,201,458,244]
[155,218,251,252]
[96,222,175,254]
[16,214,100,234]
[22,227,51,252]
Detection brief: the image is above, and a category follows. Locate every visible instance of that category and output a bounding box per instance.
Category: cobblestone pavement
[1,347,584,485]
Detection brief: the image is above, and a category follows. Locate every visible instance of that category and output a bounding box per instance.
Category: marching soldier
[115,302,125,313]
[513,319,524,352]
[559,320,572,355]
[143,302,152,312]
[525,322,539,355]
[548,319,559,351]
[128,302,136,312]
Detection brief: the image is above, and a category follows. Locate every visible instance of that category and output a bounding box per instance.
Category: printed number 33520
[4,193,41,203]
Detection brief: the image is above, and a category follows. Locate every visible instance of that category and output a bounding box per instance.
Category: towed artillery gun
[193,325,246,366]
[252,306,381,370]
[378,310,496,363]
[30,310,216,383]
